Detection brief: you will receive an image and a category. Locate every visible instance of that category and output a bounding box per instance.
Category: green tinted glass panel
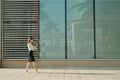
[96,0,120,59]
[67,0,94,59]
[39,0,65,59]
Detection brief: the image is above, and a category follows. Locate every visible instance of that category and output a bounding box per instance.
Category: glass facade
[67,0,94,59]
[96,0,120,59]
[2,0,120,59]
[39,0,65,59]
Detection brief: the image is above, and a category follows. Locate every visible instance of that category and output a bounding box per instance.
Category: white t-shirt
[27,43,34,51]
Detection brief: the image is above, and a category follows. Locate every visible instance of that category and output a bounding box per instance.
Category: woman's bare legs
[25,61,38,73]
[26,62,30,72]
[32,62,38,73]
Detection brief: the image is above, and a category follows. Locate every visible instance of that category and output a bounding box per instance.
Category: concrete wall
[2,60,120,68]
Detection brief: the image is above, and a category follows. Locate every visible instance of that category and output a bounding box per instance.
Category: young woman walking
[26,37,38,73]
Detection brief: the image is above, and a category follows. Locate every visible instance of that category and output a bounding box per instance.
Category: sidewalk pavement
[0,67,120,80]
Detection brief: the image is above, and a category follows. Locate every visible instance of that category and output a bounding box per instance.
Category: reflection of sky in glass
[96,1,120,20]
[40,0,65,31]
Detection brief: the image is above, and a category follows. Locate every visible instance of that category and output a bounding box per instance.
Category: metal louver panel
[2,0,39,59]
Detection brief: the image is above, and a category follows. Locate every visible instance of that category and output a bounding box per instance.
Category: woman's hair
[27,37,33,43]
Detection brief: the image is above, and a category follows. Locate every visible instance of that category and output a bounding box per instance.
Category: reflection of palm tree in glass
[43,20,60,45]
[70,0,92,20]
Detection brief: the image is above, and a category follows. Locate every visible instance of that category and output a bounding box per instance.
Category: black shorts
[28,50,35,62]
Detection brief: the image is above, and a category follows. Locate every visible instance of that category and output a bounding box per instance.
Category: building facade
[0,0,120,68]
